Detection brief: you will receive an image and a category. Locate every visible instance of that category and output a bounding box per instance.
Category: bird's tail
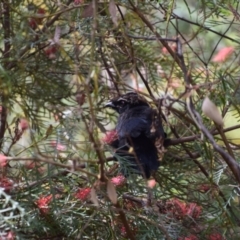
[131,136,160,178]
[114,136,160,178]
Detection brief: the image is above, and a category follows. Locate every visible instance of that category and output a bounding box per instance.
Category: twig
[168,11,240,44]
[170,126,240,222]
[113,202,136,240]
[164,123,240,147]
[82,115,107,182]
[187,99,240,184]
[8,156,96,177]
[6,0,73,70]
[0,1,11,150]
[128,2,240,222]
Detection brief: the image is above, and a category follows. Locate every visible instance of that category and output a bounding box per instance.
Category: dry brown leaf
[90,188,99,206]
[109,0,118,26]
[107,180,118,204]
[202,97,223,125]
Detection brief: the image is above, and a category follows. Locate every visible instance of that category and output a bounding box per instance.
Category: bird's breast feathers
[116,106,153,139]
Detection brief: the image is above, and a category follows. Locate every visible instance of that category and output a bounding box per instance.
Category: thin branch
[168,11,240,45]
[126,34,177,41]
[170,126,240,223]
[114,202,136,240]
[0,1,11,150]
[82,115,107,182]
[165,123,240,147]
[8,156,96,177]
[6,0,73,70]
[187,98,240,184]
[207,17,235,64]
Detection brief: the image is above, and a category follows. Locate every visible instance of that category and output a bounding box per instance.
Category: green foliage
[1,0,240,239]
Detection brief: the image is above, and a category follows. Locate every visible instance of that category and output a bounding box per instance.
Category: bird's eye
[119,100,126,106]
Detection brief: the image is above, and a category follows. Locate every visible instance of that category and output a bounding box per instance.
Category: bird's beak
[104,101,115,108]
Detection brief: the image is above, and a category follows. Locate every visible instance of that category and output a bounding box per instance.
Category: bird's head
[105,92,149,114]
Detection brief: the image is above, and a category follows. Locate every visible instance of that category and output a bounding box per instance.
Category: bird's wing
[117,116,150,138]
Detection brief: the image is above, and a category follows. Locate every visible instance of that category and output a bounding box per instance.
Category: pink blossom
[36,194,53,214]
[0,231,15,240]
[102,130,118,144]
[50,141,66,151]
[212,46,234,62]
[75,187,91,201]
[111,175,126,186]
[0,154,7,167]
[147,179,157,188]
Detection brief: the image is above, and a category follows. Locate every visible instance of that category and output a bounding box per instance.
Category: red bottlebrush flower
[178,235,198,240]
[0,154,8,167]
[29,8,45,29]
[37,8,45,15]
[50,141,66,151]
[75,187,91,201]
[29,18,38,30]
[120,225,138,237]
[25,161,45,174]
[20,118,29,131]
[0,177,14,193]
[111,175,126,186]
[159,198,202,220]
[208,233,225,240]
[35,8,45,25]
[36,194,53,214]
[198,184,211,193]
[76,92,86,106]
[186,202,202,219]
[168,198,188,219]
[102,130,118,145]
[120,226,126,235]
[212,46,234,63]
[44,45,58,59]
[112,220,137,237]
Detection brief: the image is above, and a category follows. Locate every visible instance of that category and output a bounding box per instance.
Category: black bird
[105,92,166,178]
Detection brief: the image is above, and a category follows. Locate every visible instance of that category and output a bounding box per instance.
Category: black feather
[105,92,166,178]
